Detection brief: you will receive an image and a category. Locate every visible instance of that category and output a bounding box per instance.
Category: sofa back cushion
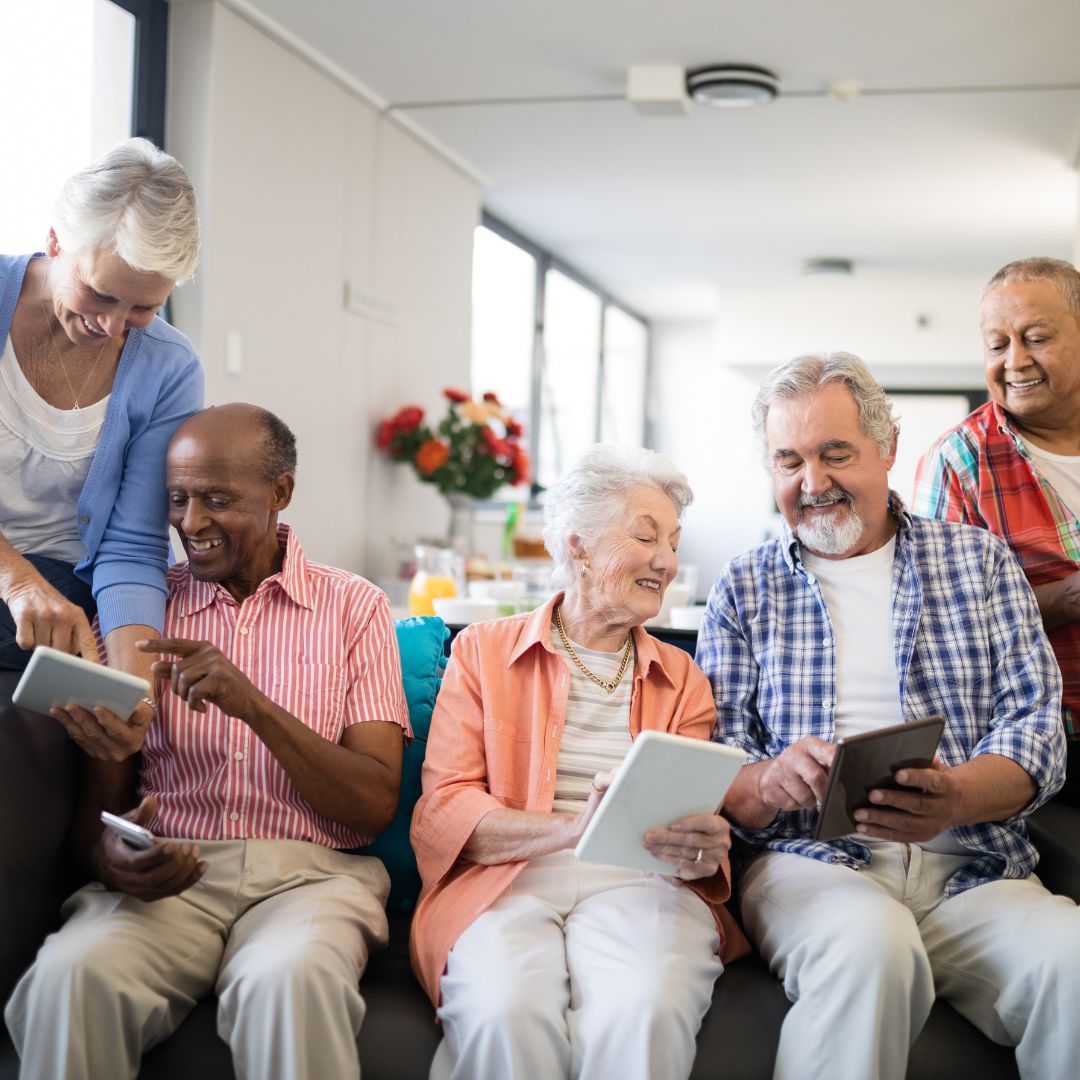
[355,615,447,910]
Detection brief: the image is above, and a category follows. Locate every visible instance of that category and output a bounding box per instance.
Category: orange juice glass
[408,545,459,616]
[408,573,458,616]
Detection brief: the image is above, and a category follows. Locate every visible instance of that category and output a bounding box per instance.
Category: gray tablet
[13,645,150,720]
[813,716,946,842]
[574,731,747,874]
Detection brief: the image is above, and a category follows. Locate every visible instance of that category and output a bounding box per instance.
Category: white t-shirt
[802,537,903,741]
[0,336,107,563]
[802,537,969,856]
[1020,437,1080,523]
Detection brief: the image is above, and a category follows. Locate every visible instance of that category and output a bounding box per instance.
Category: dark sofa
[3,641,1078,1079]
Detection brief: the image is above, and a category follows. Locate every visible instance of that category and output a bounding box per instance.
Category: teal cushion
[355,615,447,910]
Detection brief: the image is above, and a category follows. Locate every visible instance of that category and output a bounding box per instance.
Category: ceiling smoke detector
[685,64,779,107]
[802,257,855,277]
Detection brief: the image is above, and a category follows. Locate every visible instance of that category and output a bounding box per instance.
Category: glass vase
[445,492,477,557]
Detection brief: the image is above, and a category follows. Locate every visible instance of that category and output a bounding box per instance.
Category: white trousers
[740,844,1080,1080]
[433,851,724,1080]
[4,839,390,1080]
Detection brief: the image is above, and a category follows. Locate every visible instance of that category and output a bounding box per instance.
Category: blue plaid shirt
[697,496,1066,895]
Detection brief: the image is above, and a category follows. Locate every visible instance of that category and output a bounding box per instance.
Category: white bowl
[668,605,708,631]
[432,597,500,625]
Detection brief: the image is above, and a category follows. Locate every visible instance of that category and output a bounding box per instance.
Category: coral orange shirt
[409,593,749,1005]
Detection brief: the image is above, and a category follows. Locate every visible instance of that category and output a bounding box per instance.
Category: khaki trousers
[4,839,390,1080]
[740,844,1080,1080]
[432,851,724,1080]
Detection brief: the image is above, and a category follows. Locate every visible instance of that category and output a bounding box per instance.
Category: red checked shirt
[138,524,411,847]
[914,400,1080,737]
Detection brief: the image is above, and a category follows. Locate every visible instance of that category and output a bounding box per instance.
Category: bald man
[6,404,410,1080]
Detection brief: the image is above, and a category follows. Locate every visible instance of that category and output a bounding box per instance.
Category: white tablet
[12,645,150,720]
[574,731,746,874]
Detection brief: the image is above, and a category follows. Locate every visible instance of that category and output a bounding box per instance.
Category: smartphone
[100,810,156,850]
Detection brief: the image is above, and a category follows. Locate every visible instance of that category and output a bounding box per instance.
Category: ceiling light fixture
[685,64,779,107]
[802,257,855,276]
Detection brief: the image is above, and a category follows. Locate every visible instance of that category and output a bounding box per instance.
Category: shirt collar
[173,522,312,616]
[507,590,676,686]
[780,491,913,573]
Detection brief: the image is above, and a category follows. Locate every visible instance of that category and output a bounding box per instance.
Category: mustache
[796,486,853,511]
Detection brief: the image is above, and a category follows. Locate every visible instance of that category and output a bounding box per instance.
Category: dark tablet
[813,716,946,842]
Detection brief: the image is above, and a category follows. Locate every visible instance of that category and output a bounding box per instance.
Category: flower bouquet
[375,388,530,499]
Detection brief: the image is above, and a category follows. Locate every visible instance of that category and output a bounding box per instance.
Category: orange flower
[414,438,450,475]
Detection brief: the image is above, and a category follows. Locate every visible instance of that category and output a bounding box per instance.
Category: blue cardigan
[0,253,204,637]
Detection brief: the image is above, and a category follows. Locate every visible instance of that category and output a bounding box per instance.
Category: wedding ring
[694,848,703,865]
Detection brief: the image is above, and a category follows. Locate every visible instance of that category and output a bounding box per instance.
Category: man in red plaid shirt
[914,257,1080,805]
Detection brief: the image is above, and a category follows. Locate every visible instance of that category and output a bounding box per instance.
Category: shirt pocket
[483,716,535,806]
[270,663,348,741]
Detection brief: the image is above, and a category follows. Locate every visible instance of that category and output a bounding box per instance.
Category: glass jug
[408,544,458,616]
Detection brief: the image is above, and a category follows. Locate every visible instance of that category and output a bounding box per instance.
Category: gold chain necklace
[37,280,110,411]
[554,604,633,694]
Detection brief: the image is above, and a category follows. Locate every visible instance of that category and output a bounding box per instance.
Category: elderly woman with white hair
[0,138,202,756]
[410,444,747,1080]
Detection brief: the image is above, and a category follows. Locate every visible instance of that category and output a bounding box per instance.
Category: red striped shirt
[138,524,411,848]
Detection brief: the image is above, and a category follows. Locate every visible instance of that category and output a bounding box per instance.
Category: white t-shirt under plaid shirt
[550,626,635,813]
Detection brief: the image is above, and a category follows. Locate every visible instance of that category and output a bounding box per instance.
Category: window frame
[478,211,652,496]
[108,0,168,148]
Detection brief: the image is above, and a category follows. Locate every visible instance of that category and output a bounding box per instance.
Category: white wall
[166,1,479,583]
[650,273,991,591]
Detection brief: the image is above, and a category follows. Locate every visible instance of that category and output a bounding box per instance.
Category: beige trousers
[740,844,1080,1080]
[4,839,390,1080]
[432,851,724,1080]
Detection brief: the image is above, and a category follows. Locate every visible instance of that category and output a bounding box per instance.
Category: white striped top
[138,524,411,848]
[550,626,635,814]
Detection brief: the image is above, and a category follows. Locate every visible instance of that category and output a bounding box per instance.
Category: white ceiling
[230,0,1080,319]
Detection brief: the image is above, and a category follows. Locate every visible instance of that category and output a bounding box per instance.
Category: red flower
[506,417,523,438]
[482,391,501,404]
[375,419,396,449]
[480,426,511,458]
[393,405,424,433]
[510,444,531,486]
[443,388,468,403]
[414,438,450,475]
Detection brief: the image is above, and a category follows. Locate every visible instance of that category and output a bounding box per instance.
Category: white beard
[795,503,867,556]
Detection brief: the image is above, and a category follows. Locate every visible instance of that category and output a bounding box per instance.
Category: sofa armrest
[0,673,81,1002]
[1027,801,1080,902]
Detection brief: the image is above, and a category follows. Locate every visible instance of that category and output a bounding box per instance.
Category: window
[601,305,648,448]
[470,216,651,494]
[470,226,536,418]
[539,269,603,485]
[0,0,166,252]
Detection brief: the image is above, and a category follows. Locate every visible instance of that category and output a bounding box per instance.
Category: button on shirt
[138,524,410,849]
[696,495,1066,896]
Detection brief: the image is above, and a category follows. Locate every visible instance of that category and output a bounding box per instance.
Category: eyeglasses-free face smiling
[765,383,897,560]
[577,485,682,629]
[45,229,173,345]
[980,280,1080,443]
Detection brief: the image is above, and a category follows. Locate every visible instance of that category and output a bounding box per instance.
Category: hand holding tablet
[574,731,746,874]
[813,717,946,841]
[13,645,150,719]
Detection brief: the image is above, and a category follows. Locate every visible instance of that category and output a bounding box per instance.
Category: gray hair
[752,352,899,460]
[52,137,200,284]
[983,257,1080,322]
[542,444,693,590]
